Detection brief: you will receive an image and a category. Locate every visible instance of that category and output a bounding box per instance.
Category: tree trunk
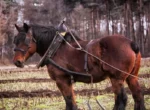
[137,0,144,55]
[106,1,110,35]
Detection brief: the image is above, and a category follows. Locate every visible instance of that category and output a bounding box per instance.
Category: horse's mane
[31,24,56,44]
[30,24,82,55]
[31,24,82,43]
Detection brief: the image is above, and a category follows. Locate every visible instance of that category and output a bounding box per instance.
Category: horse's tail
[130,41,141,77]
[130,41,139,54]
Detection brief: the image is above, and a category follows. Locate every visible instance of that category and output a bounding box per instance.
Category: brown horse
[13,23,145,110]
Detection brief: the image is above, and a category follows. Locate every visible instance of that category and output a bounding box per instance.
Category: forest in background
[0,0,150,64]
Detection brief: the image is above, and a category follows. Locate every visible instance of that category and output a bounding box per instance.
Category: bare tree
[0,0,18,63]
[2,0,150,64]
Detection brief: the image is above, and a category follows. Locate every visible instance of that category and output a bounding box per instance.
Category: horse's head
[13,23,36,68]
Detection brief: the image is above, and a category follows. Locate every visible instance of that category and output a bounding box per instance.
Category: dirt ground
[0,65,150,98]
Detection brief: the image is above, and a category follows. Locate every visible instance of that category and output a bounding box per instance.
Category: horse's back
[88,35,140,78]
[99,35,138,59]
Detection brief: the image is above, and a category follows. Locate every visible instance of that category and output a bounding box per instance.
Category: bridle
[14,30,36,55]
[14,47,29,55]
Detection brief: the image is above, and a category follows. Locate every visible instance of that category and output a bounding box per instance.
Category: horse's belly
[75,68,107,83]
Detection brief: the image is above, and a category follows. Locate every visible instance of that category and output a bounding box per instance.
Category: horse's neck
[34,35,52,57]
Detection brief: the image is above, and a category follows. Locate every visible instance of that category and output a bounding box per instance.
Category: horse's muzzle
[14,60,24,68]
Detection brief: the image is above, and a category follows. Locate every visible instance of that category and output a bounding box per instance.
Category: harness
[44,32,64,58]
[36,19,92,78]
[35,19,141,110]
[44,19,68,58]
[36,19,142,80]
[36,32,91,78]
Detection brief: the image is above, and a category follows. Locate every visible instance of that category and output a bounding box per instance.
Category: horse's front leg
[110,78,127,110]
[56,76,77,110]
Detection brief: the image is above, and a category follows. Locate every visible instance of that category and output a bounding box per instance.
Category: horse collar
[36,32,64,68]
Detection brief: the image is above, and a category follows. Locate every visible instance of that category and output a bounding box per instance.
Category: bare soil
[0,65,149,98]
[0,86,149,98]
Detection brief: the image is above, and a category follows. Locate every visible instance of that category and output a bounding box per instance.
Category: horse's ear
[23,23,30,33]
[15,24,20,31]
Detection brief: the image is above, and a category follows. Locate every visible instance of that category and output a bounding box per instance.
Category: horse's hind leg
[56,77,77,110]
[110,78,127,110]
[126,53,145,110]
[126,76,145,110]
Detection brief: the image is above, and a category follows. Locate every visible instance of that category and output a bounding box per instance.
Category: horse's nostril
[14,60,24,68]
[14,60,20,66]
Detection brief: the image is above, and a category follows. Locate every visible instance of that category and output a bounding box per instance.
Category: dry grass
[0,59,150,110]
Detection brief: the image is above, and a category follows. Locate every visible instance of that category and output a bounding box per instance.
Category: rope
[95,97,106,110]
[57,23,143,109]
[60,30,143,109]
[59,30,143,81]
[81,49,143,80]
[65,25,83,49]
